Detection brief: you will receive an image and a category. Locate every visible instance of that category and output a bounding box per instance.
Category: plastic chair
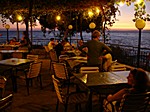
[103,92,150,112]
[18,61,42,95]
[0,76,7,98]
[52,75,89,112]
[0,94,13,112]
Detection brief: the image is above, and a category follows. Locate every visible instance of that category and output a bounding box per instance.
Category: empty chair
[111,64,126,71]
[49,50,59,71]
[27,54,39,62]
[52,62,74,81]
[52,75,89,112]
[80,67,99,73]
[0,76,7,98]
[44,45,50,58]
[16,54,39,72]
[103,92,150,112]
[18,61,42,95]
[0,94,13,112]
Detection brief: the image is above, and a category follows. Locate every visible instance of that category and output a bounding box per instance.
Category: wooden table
[0,58,34,92]
[0,44,19,50]
[0,49,29,60]
[74,71,130,112]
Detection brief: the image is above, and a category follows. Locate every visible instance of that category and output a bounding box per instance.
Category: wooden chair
[52,75,89,112]
[44,45,50,58]
[16,54,39,72]
[103,92,150,112]
[27,54,39,62]
[18,61,42,95]
[0,94,13,112]
[49,50,59,71]
[0,76,7,98]
[80,67,99,73]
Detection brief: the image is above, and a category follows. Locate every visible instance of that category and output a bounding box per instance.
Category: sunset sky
[0,1,150,31]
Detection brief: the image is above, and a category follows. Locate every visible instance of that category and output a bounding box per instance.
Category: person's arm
[78,42,88,54]
[103,44,112,54]
[107,88,127,102]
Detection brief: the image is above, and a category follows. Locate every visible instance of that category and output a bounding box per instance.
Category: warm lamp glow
[89,22,96,29]
[17,15,23,21]
[96,7,100,14]
[56,15,61,21]
[68,25,73,30]
[118,1,124,6]
[5,24,10,29]
[88,11,94,18]
[135,19,146,29]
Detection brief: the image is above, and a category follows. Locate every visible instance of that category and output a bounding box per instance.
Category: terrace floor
[4,48,100,112]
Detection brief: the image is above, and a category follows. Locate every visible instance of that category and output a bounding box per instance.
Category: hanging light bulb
[56,15,61,21]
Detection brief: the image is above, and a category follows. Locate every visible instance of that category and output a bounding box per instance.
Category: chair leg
[64,103,68,112]
[39,75,43,89]
[26,79,30,95]
[56,99,59,112]
[78,104,82,112]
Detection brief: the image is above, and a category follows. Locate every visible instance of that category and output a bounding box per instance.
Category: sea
[0,30,150,49]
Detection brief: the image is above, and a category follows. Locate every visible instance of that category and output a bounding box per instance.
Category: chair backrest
[44,45,50,53]
[118,92,150,112]
[0,94,13,111]
[27,54,39,62]
[27,62,42,78]
[49,50,58,62]
[111,64,126,71]
[0,76,7,98]
[52,62,69,80]
[52,75,65,104]
[80,67,99,73]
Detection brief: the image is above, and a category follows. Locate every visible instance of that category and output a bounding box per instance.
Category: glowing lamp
[5,24,10,29]
[17,15,23,21]
[135,18,146,67]
[56,15,61,21]
[89,22,96,29]
[68,25,73,30]
[135,19,146,29]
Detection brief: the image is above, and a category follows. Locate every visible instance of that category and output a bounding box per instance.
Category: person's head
[22,31,28,37]
[78,39,84,46]
[12,37,17,41]
[50,38,54,42]
[64,38,69,42]
[92,30,100,40]
[127,68,149,92]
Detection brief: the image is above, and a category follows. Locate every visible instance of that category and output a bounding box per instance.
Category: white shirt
[103,53,112,71]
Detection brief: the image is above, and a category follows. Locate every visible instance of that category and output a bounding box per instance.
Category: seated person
[104,68,149,111]
[19,31,31,51]
[9,37,19,45]
[102,53,112,71]
[63,38,72,51]
[48,38,55,51]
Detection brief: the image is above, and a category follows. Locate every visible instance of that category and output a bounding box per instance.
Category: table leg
[11,68,17,92]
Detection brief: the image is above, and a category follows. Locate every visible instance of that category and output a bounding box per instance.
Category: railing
[32,38,150,72]
[108,44,150,71]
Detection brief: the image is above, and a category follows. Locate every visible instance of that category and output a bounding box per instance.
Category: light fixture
[17,15,23,21]
[5,24,10,42]
[68,25,73,30]
[135,18,146,29]
[135,18,146,67]
[5,24,10,29]
[56,15,61,21]
[89,22,96,29]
